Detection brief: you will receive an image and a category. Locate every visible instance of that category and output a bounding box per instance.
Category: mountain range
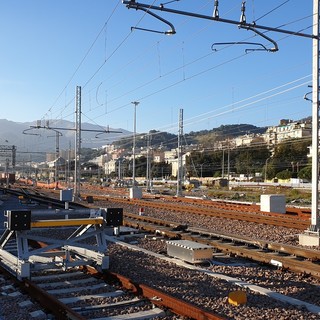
[0,119,130,162]
[1,118,305,164]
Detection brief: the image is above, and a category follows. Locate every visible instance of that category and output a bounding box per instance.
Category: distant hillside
[114,130,178,150]
[187,124,267,147]
[114,124,267,150]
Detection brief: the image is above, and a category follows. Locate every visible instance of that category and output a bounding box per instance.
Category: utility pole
[118,159,122,180]
[53,130,62,189]
[265,158,269,183]
[5,158,9,188]
[176,108,183,197]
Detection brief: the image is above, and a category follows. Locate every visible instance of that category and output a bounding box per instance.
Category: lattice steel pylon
[0,145,16,168]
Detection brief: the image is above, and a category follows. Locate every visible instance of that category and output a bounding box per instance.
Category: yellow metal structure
[31,217,104,228]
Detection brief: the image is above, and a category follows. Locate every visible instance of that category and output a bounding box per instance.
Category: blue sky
[0,1,315,137]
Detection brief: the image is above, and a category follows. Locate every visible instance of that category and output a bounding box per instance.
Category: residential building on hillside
[264,119,311,146]
[47,157,66,169]
[104,159,117,175]
[168,152,188,178]
[234,134,265,147]
[214,139,236,150]
[91,118,313,179]
[101,144,115,153]
[164,149,177,161]
[90,155,106,167]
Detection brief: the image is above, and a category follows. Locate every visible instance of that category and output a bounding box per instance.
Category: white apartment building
[168,152,188,177]
[104,159,117,175]
[90,155,106,167]
[164,149,177,161]
[264,119,311,146]
[234,134,265,147]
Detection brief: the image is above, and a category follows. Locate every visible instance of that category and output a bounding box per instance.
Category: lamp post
[265,158,270,182]
[200,164,204,178]
[131,101,139,186]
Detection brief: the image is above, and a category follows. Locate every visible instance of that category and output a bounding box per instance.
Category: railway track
[0,188,226,320]
[2,262,225,320]
[2,187,318,276]
[123,213,320,279]
[8,186,311,229]
[24,267,168,319]
[1,187,320,319]
[89,196,311,230]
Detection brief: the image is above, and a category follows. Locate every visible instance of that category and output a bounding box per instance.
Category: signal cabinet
[166,240,213,264]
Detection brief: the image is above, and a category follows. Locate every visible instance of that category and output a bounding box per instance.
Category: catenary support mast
[176,108,183,197]
[74,86,81,198]
[311,0,320,232]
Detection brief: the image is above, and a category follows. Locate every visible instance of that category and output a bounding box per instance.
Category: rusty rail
[123,214,320,279]
[92,196,310,230]
[103,271,226,320]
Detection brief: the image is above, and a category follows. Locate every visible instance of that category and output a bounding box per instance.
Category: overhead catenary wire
[42,1,122,122]
[60,8,310,116]
[89,26,312,129]
[107,74,311,149]
[253,0,291,24]
[40,3,226,117]
[41,1,314,141]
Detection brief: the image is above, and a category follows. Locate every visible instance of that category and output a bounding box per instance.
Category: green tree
[298,166,312,181]
[262,162,276,180]
[272,139,310,174]
[276,169,292,180]
[234,146,270,175]
[151,161,171,178]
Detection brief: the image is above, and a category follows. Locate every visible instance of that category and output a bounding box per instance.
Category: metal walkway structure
[0,207,123,279]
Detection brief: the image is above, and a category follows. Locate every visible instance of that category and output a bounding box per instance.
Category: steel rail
[87,267,226,320]
[95,196,310,230]
[123,214,320,279]
[1,186,310,229]
[0,264,86,320]
[22,279,87,320]
[7,185,312,218]
[124,213,320,260]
